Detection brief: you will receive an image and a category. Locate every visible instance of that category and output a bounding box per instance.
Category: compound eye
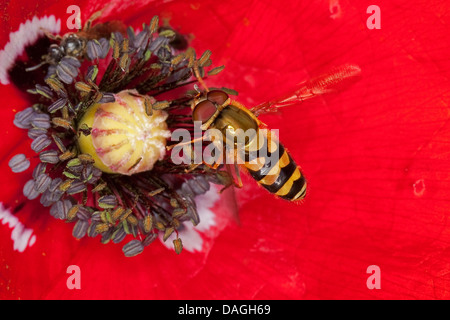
[192,100,216,123]
[207,90,229,105]
[64,36,83,56]
[48,44,64,60]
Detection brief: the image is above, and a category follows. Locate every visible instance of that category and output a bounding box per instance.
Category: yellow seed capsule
[77,90,171,175]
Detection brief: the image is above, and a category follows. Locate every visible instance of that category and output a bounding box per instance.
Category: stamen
[23,180,40,200]
[76,206,92,221]
[14,107,37,129]
[173,238,183,254]
[28,128,47,139]
[73,220,89,239]
[98,195,118,209]
[112,226,127,244]
[50,199,73,220]
[39,150,59,164]
[31,112,51,129]
[31,135,51,153]
[86,38,110,60]
[34,173,52,193]
[8,154,31,173]
[122,239,144,257]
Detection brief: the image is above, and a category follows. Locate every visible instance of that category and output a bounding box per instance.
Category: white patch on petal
[0,15,61,85]
[0,203,36,252]
[160,186,220,252]
[193,187,219,232]
[161,223,205,252]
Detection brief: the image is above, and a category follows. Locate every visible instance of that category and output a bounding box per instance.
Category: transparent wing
[222,164,241,225]
[250,64,362,117]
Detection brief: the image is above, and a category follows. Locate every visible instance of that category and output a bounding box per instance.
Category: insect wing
[222,164,241,225]
[250,64,361,116]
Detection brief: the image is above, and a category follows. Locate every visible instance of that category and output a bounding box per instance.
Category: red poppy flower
[1,0,449,300]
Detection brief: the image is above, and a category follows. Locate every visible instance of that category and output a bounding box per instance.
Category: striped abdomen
[244,129,307,201]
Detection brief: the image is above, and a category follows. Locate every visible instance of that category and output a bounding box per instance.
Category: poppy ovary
[77,89,171,175]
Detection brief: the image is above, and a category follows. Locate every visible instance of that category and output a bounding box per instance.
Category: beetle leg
[166,136,205,151]
[83,8,104,31]
[42,28,62,41]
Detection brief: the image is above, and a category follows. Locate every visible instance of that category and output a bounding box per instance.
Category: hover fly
[182,63,361,201]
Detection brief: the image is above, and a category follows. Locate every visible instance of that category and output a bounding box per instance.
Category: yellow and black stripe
[243,130,307,201]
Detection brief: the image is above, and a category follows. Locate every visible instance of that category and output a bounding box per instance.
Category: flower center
[7,12,233,256]
[78,90,171,175]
